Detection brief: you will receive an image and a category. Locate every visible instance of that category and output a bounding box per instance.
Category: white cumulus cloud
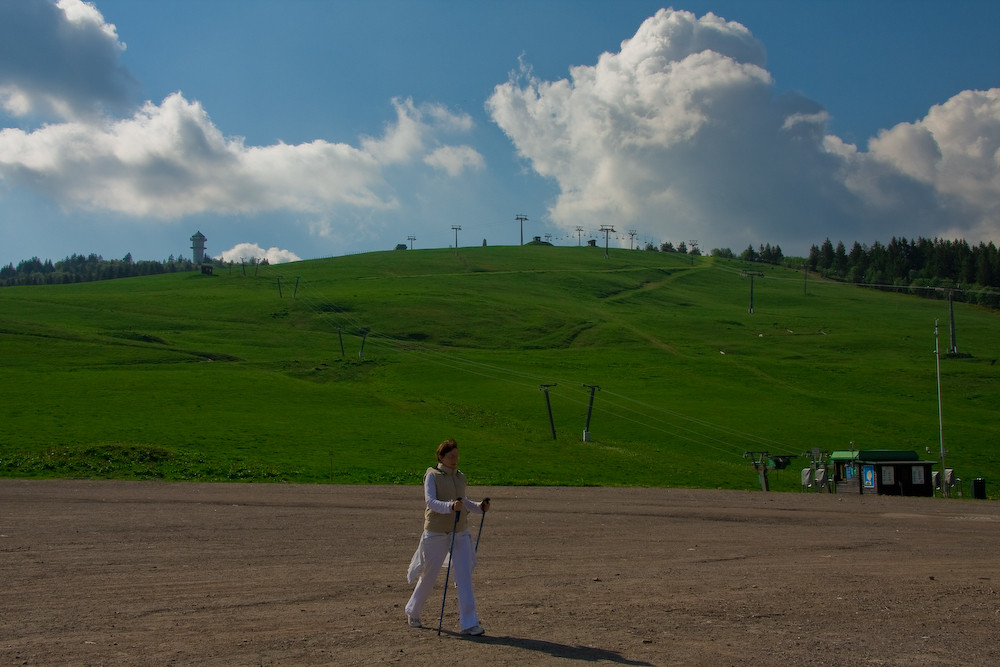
[216,242,301,265]
[424,145,485,176]
[361,97,483,170]
[0,4,484,255]
[866,89,1000,234]
[0,92,396,217]
[487,8,1000,251]
[0,92,484,231]
[0,0,135,119]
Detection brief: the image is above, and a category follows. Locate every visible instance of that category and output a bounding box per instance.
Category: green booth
[830,450,935,497]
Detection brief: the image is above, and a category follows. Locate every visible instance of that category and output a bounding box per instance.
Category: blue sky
[1,0,998,266]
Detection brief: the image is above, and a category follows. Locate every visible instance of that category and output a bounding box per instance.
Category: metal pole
[358,327,370,360]
[539,384,557,440]
[935,320,947,497]
[583,384,600,438]
[599,225,615,259]
[475,498,489,552]
[742,270,763,313]
[948,290,958,354]
[437,504,461,635]
[515,214,528,246]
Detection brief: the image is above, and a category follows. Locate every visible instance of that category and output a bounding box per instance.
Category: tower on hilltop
[190,231,207,264]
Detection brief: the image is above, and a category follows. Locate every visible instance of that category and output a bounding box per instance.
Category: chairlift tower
[582,384,600,441]
[744,451,771,492]
[948,290,959,354]
[515,214,528,246]
[741,270,764,313]
[538,384,557,440]
[599,225,616,259]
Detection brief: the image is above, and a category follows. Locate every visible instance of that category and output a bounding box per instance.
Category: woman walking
[405,438,490,635]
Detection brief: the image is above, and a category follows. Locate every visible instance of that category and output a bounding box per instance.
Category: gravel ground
[2,480,998,666]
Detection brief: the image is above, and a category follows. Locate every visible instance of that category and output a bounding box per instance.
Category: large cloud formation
[0,92,397,217]
[0,0,483,234]
[487,9,1000,251]
[1,2,997,261]
[0,0,135,118]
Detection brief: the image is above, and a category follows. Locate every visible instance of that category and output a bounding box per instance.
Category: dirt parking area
[1,480,998,665]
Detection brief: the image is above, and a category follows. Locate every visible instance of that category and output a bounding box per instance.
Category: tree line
[804,237,1000,307]
[643,240,785,265]
[0,253,202,286]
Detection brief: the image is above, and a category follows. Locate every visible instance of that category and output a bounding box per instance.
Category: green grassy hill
[2,245,997,494]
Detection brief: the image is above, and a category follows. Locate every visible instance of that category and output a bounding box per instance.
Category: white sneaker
[461,624,485,636]
[407,615,422,628]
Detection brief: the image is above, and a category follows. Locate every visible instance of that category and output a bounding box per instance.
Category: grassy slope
[2,245,997,492]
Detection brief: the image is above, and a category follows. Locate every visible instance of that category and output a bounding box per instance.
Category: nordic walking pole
[437,499,461,636]
[475,498,490,552]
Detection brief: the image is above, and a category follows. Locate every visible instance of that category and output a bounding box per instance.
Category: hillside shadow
[459,632,654,664]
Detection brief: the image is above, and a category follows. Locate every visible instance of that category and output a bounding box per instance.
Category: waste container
[971,477,986,500]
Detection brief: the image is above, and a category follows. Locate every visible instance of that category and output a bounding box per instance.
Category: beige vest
[424,464,468,533]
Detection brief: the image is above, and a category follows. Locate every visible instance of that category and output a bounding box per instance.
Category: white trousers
[405,530,479,631]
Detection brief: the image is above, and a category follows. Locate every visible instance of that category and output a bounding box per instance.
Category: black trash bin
[971,477,986,499]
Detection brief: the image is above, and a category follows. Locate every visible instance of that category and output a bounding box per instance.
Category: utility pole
[599,225,616,259]
[582,384,600,441]
[935,320,948,497]
[741,270,764,313]
[407,235,416,250]
[451,225,462,253]
[627,230,637,250]
[539,384,557,440]
[515,214,528,246]
[689,239,699,265]
[544,233,552,244]
[575,226,584,246]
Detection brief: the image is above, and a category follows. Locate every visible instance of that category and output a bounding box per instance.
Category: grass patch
[0,443,288,482]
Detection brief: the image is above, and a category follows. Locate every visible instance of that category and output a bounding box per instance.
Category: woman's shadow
[453,632,654,665]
